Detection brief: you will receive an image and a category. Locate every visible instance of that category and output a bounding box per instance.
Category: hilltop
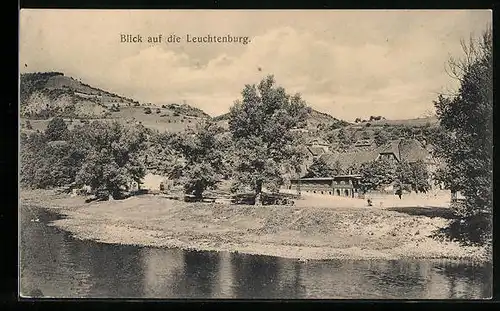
[20,72,210,132]
[213,106,351,131]
[19,72,439,141]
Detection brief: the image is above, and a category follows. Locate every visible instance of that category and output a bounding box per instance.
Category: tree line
[20,75,308,205]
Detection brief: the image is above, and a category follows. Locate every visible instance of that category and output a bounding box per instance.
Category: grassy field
[20,189,489,262]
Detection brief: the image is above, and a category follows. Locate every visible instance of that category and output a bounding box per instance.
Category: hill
[351,116,439,127]
[20,72,141,119]
[213,107,351,131]
[19,72,211,132]
[320,115,441,153]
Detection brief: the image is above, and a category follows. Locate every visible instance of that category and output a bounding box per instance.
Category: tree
[304,157,341,178]
[374,129,390,146]
[396,160,430,193]
[110,104,120,112]
[355,118,361,123]
[433,27,492,234]
[73,121,148,199]
[359,159,396,193]
[360,130,370,140]
[390,126,402,139]
[147,131,183,179]
[337,128,352,150]
[171,122,229,200]
[228,75,308,205]
[45,117,69,141]
[20,130,84,189]
[144,107,152,114]
[25,120,33,130]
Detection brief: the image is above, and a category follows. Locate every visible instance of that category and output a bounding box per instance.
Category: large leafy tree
[337,128,351,149]
[20,130,83,189]
[72,121,148,199]
[396,160,430,193]
[359,158,397,193]
[305,157,343,178]
[374,129,390,147]
[228,75,309,204]
[432,27,492,229]
[45,117,69,141]
[147,131,184,179]
[172,122,229,200]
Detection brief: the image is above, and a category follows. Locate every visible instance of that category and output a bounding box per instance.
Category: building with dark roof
[354,139,374,148]
[307,146,328,158]
[320,138,434,172]
[288,175,362,198]
[285,139,438,196]
[305,137,330,159]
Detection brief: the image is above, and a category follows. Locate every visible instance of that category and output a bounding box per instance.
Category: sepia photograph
[19,9,493,299]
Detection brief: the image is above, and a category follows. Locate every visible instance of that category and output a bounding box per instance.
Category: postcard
[19,9,493,299]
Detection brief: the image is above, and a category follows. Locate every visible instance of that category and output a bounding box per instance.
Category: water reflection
[434,261,493,299]
[230,253,305,299]
[20,205,492,299]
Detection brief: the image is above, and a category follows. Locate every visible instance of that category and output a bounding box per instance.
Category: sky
[19,10,491,121]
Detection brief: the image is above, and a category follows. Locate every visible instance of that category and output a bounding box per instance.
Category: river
[19,205,492,299]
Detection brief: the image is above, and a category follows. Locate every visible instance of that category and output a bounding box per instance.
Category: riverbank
[20,189,490,262]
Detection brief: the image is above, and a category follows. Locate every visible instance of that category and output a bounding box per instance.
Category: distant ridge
[213,107,351,130]
[19,72,211,121]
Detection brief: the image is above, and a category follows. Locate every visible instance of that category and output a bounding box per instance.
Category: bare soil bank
[20,189,489,262]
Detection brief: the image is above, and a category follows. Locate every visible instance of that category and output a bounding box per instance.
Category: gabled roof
[354,139,374,146]
[398,139,430,162]
[377,140,401,161]
[319,139,432,170]
[320,150,379,170]
[376,139,430,163]
[307,137,329,146]
[308,146,327,156]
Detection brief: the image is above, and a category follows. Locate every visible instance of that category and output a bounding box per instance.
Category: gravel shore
[20,189,490,262]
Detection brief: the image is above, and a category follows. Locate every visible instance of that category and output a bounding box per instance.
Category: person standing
[396,188,402,199]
